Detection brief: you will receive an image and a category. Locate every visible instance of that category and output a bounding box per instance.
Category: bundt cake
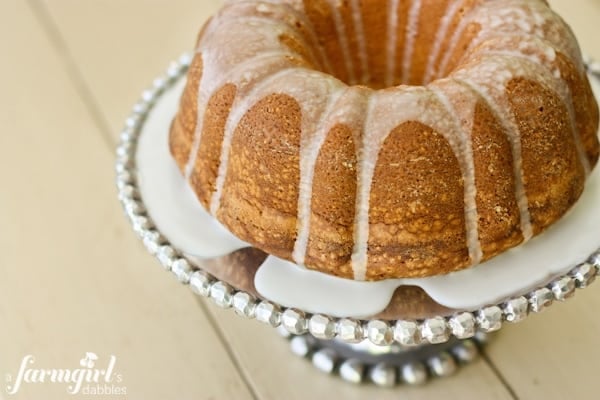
[169,0,599,281]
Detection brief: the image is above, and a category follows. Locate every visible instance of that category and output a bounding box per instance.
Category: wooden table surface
[1,1,599,399]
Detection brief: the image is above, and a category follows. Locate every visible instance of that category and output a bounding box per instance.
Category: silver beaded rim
[276,326,490,386]
[116,54,600,347]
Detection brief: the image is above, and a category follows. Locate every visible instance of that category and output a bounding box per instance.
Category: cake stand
[116,54,600,387]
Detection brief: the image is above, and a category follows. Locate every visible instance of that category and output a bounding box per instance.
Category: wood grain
[36,0,222,139]
[0,2,252,399]
[1,0,599,399]
[204,303,514,400]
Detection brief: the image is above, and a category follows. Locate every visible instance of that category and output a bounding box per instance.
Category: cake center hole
[292,0,475,89]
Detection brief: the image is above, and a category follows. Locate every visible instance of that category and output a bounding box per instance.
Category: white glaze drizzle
[427,0,593,241]
[338,89,372,281]
[274,0,336,74]
[182,0,595,281]
[352,85,486,279]
[349,0,370,84]
[469,39,591,174]
[436,0,583,81]
[211,67,306,214]
[329,1,357,85]
[401,0,422,84]
[292,87,348,265]
[350,94,375,281]
[211,66,348,215]
[433,3,476,81]
[138,77,250,259]
[184,50,304,183]
[238,0,336,74]
[294,86,375,267]
[450,81,532,239]
[385,0,400,87]
[428,83,482,264]
[184,5,323,180]
[422,0,465,85]
[137,73,600,317]
[450,50,585,241]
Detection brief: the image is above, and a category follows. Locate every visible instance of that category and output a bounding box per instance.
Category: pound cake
[169,0,599,281]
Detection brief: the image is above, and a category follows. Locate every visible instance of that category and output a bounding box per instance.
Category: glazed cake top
[171,0,598,280]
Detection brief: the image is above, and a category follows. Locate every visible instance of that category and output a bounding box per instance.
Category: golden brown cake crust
[367,121,470,279]
[508,77,586,234]
[218,93,302,259]
[169,0,599,281]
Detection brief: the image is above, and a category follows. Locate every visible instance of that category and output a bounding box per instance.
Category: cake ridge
[455,17,592,175]
[452,62,541,242]
[210,2,330,70]
[206,16,321,66]
[453,74,533,240]
[401,0,423,85]
[432,1,477,81]
[329,1,356,85]
[429,85,482,265]
[209,66,317,215]
[422,0,466,85]
[170,0,599,280]
[184,51,305,180]
[268,0,335,73]
[184,1,326,180]
[352,85,475,279]
[282,0,335,74]
[292,86,348,265]
[385,0,400,87]
[475,49,591,174]
[436,0,583,81]
[349,0,369,84]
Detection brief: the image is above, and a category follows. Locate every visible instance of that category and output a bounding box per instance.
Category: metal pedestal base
[116,55,600,389]
[278,327,491,387]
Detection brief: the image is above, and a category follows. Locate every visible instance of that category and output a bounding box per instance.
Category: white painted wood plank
[485,2,600,399]
[204,303,514,400]
[486,288,600,400]
[0,2,253,399]
[41,0,223,139]
[39,0,600,398]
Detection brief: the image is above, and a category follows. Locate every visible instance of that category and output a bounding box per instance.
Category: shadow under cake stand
[116,54,600,387]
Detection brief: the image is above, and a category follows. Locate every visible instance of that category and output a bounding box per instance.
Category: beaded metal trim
[116,54,600,347]
[276,326,491,386]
